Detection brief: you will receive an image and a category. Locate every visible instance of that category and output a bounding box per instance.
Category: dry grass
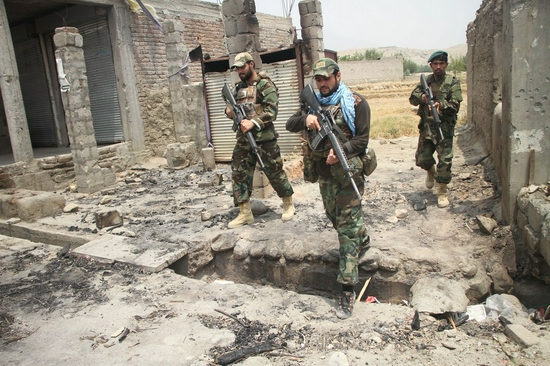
[349,75,468,139]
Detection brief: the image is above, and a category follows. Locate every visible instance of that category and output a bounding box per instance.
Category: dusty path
[1,126,549,365]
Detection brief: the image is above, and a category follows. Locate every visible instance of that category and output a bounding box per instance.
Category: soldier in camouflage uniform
[286,58,371,320]
[224,52,295,229]
[409,50,463,208]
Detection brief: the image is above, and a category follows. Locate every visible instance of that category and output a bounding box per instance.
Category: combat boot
[228,201,254,228]
[437,183,450,208]
[425,166,436,189]
[281,196,295,222]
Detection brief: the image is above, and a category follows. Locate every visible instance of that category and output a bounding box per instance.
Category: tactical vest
[419,74,456,124]
[310,103,353,160]
[235,76,273,119]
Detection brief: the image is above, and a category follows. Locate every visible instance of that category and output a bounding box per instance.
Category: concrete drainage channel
[168,248,412,303]
[0,219,411,303]
[4,220,550,310]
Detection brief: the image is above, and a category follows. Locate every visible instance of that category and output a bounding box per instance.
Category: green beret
[428,50,448,63]
[313,58,340,77]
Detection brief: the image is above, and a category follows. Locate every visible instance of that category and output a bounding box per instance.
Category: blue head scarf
[316,83,356,136]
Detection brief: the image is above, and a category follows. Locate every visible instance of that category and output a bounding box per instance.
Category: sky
[205,0,483,51]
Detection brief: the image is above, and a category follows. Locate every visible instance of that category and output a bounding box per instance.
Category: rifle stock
[299,84,362,201]
[420,74,445,142]
[222,83,265,169]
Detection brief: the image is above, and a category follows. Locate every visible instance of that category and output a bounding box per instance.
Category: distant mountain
[338,44,467,65]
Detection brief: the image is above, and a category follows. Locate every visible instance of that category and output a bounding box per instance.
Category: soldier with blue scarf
[286,58,371,320]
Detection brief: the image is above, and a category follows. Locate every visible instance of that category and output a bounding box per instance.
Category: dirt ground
[1,125,550,365]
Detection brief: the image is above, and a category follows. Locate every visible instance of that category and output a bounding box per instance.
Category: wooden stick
[215,308,249,328]
[448,314,456,330]
[357,277,371,302]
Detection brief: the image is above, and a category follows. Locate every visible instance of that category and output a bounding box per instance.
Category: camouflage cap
[231,52,253,68]
[312,58,340,77]
[428,50,448,63]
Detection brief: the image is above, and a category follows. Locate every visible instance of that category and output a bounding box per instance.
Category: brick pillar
[298,0,325,76]
[163,20,189,142]
[53,27,115,193]
[222,0,263,69]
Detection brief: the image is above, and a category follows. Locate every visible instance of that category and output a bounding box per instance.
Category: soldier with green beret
[224,52,295,228]
[286,58,372,320]
[409,50,463,208]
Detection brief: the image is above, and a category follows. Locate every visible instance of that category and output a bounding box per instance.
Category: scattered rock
[475,215,498,234]
[410,276,469,314]
[63,203,79,213]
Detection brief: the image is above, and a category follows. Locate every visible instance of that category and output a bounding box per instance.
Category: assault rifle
[420,74,445,142]
[300,84,362,201]
[222,83,265,169]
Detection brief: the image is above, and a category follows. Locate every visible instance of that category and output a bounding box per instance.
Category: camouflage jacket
[233,73,279,142]
[409,73,463,125]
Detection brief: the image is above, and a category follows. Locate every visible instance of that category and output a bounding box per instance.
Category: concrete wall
[468,0,550,283]
[338,56,404,85]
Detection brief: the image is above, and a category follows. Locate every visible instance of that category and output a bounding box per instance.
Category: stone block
[300,13,323,28]
[224,18,238,37]
[4,191,66,221]
[516,209,527,230]
[516,187,530,213]
[298,0,323,15]
[221,0,244,17]
[202,147,216,171]
[541,219,550,265]
[526,193,550,231]
[504,324,539,348]
[236,16,259,34]
[163,142,199,168]
[94,209,123,229]
[524,224,541,255]
[301,26,323,40]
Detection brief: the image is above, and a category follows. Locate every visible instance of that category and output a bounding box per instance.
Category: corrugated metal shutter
[79,19,124,144]
[263,61,301,156]
[14,38,57,147]
[205,71,234,162]
[205,59,301,162]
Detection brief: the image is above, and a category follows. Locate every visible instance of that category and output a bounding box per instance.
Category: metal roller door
[79,19,124,144]
[14,38,57,147]
[205,59,301,162]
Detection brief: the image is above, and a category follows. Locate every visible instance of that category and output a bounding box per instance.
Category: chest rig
[310,104,353,159]
[235,82,264,119]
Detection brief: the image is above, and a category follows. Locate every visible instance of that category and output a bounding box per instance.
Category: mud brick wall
[129,13,175,156]
[182,17,226,84]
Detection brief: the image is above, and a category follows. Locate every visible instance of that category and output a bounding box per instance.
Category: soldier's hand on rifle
[326,148,339,165]
[225,106,233,119]
[421,94,428,104]
[305,114,321,131]
[240,119,254,133]
[433,101,441,114]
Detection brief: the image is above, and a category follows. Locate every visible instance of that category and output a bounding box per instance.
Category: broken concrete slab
[0,189,65,221]
[410,276,469,314]
[72,234,188,272]
[504,324,540,348]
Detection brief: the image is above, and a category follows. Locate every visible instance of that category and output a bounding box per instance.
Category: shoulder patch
[353,93,363,106]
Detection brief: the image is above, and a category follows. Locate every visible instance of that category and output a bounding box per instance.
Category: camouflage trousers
[415,121,455,184]
[318,159,367,286]
[231,139,294,205]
